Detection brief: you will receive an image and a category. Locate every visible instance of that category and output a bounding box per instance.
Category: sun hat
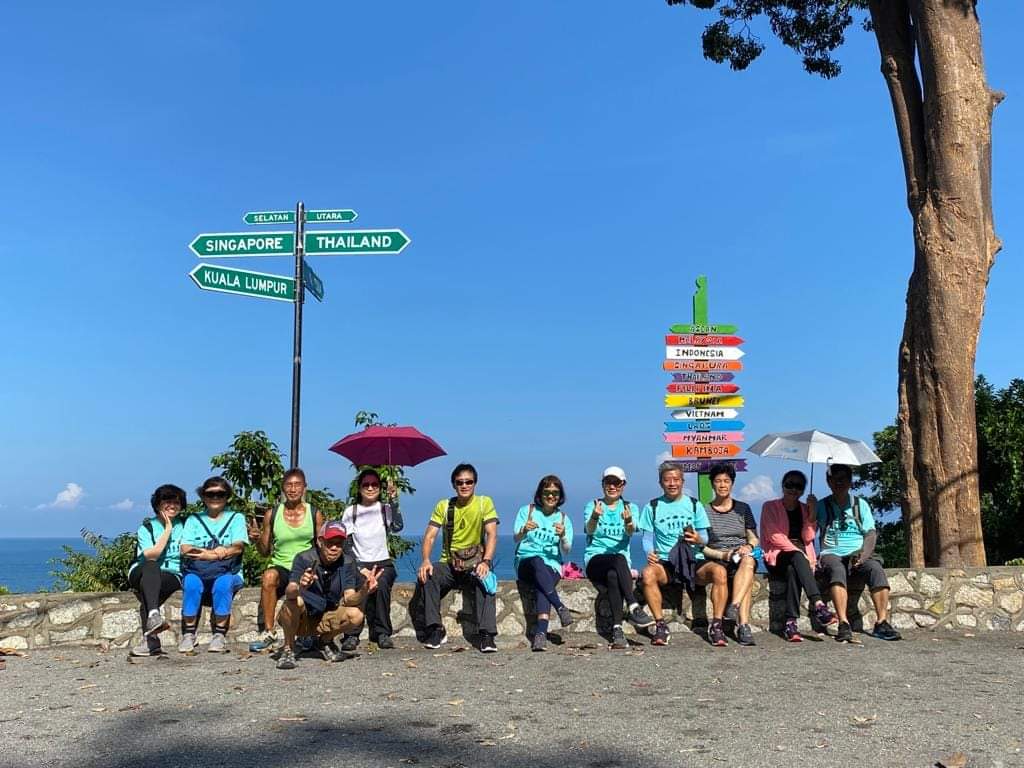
[602,466,627,482]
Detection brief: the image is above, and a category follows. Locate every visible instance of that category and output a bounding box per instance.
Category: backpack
[181,512,242,579]
[649,496,700,528]
[823,495,865,536]
[444,497,484,572]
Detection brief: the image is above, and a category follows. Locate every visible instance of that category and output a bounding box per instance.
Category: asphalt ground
[1,629,1022,768]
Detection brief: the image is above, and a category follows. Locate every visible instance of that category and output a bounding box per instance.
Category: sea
[0,536,650,593]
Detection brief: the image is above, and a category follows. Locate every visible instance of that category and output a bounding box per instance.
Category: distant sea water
[0,536,650,593]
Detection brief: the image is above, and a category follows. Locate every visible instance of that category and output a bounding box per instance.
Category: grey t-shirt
[705,500,757,551]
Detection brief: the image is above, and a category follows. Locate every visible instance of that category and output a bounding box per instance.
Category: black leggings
[128,560,182,627]
[770,551,821,620]
[517,556,563,615]
[586,553,633,626]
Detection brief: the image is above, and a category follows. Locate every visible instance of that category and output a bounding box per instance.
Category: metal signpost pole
[692,277,715,506]
[290,201,306,469]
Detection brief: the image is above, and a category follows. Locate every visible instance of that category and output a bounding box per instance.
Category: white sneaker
[177,632,197,653]
[208,634,228,653]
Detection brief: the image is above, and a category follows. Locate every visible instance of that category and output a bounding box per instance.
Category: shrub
[50,529,135,592]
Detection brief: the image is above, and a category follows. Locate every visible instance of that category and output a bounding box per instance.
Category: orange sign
[670,444,743,458]
[663,360,743,372]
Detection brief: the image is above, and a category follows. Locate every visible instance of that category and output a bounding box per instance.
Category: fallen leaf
[451,646,467,653]
[117,703,145,712]
[91,707,106,713]
[278,716,307,722]
[475,739,498,747]
[79,684,98,690]
[381,672,395,677]
[630,681,651,689]
[448,699,465,707]
[851,714,877,728]
[405,660,418,669]
[0,648,26,657]
[935,752,968,768]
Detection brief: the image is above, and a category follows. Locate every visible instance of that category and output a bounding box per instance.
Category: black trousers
[344,560,398,641]
[422,562,497,635]
[128,560,182,627]
[586,553,634,626]
[769,551,820,620]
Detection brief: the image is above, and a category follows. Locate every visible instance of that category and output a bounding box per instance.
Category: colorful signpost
[663,276,747,504]
[188,201,410,467]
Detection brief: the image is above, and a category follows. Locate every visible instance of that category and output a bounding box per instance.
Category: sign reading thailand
[671,372,735,383]
[189,229,411,258]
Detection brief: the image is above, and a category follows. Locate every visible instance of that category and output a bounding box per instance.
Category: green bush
[0,584,10,596]
[51,529,136,592]
[1005,557,1024,566]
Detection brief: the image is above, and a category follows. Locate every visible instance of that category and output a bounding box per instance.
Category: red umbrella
[328,425,447,467]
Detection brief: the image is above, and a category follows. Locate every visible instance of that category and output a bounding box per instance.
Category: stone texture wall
[1,567,1022,650]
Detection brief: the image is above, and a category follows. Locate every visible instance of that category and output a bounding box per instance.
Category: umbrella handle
[809,463,815,495]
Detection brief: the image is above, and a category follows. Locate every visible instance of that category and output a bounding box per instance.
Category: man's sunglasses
[454,479,476,487]
[203,490,229,500]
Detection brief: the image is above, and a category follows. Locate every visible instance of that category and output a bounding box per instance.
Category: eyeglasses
[782,483,805,492]
[203,490,229,500]
[454,479,476,487]
[321,539,344,549]
[360,482,380,490]
[602,478,623,488]
[541,490,560,498]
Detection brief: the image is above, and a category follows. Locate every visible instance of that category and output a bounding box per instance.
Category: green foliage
[854,377,1024,566]
[0,584,10,596]
[666,0,871,78]
[50,529,136,592]
[1005,558,1024,567]
[209,430,286,518]
[874,521,908,569]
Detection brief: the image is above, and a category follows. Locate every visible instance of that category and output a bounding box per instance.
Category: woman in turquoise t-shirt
[583,466,654,649]
[127,484,186,657]
[513,475,574,652]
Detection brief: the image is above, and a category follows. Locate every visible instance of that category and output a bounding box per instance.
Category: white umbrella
[747,429,882,492]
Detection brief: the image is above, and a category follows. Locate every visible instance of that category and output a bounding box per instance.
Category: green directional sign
[302,259,324,302]
[190,232,293,258]
[304,229,410,255]
[189,263,295,302]
[243,209,358,225]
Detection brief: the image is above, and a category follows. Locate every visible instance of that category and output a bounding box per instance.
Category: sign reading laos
[189,229,411,258]
[189,263,295,302]
[243,209,359,225]
[665,419,745,432]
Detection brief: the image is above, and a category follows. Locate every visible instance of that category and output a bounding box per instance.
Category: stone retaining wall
[1,567,1022,650]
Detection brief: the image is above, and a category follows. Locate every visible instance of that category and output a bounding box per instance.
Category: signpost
[189,263,295,302]
[666,382,740,394]
[665,334,744,346]
[669,459,748,473]
[188,201,409,468]
[663,431,745,444]
[671,444,743,458]
[665,346,745,361]
[663,360,742,371]
[670,407,741,420]
[665,419,745,432]
[671,371,735,383]
[669,322,738,334]
[664,394,745,408]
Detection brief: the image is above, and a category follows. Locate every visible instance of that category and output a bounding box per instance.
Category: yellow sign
[664,394,745,408]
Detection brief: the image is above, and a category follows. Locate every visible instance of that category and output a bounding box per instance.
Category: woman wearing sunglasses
[178,476,248,653]
[514,474,574,652]
[337,468,403,651]
[583,466,654,649]
[761,470,835,642]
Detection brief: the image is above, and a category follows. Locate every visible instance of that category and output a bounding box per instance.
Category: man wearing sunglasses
[418,463,500,653]
[812,463,901,642]
[275,520,381,670]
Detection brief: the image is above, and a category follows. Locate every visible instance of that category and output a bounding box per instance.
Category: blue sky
[2,2,1021,538]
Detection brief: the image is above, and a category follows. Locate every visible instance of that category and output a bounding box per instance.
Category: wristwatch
[482,558,493,566]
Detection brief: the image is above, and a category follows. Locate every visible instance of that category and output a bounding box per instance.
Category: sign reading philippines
[662,276,747,495]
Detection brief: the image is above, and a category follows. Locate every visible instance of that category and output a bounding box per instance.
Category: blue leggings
[517,557,563,614]
[181,572,243,618]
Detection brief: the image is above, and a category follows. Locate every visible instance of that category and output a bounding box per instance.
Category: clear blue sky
[2,2,1021,538]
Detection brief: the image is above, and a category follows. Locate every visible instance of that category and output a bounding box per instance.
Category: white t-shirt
[340,502,394,563]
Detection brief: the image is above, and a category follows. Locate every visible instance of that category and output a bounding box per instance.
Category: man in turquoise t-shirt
[811,464,900,643]
[638,463,709,646]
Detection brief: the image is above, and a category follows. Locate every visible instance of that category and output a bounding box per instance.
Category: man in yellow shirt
[417,463,499,652]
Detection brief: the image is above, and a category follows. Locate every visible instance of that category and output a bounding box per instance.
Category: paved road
[2,630,1022,768]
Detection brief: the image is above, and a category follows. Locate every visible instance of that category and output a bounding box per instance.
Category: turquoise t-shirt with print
[583,499,636,568]
[637,495,710,559]
[130,517,184,576]
[182,510,248,551]
[816,495,876,557]
[513,504,574,573]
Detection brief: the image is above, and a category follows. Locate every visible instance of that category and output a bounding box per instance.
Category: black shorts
[656,559,678,582]
[267,565,290,597]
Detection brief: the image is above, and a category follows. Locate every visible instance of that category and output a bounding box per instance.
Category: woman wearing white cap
[583,466,654,649]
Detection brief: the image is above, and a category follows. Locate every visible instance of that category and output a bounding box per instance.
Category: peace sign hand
[360,565,382,594]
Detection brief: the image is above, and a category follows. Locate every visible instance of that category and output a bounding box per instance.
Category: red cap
[318,520,348,541]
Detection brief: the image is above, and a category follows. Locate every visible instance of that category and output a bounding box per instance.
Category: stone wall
[1,567,1022,650]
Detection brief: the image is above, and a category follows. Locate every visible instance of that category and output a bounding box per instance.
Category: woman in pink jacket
[761,470,836,642]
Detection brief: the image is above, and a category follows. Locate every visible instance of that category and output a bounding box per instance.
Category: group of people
[127,459,901,666]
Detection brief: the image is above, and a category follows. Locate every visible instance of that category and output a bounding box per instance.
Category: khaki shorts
[292,597,357,638]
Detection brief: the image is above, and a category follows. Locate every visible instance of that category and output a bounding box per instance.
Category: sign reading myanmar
[663,431,744,444]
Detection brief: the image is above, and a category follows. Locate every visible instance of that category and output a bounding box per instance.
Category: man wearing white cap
[583,466,654,649]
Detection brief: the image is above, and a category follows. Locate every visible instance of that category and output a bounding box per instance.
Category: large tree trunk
[870,0,1001,566]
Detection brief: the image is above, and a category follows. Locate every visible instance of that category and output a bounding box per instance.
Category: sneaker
[130,635,162,657]
[609,625,628,649]
[531,632,547,652]
[783,619,803,643]
[478,633,498,653]
[276,646,297,670]
[340,635,360,652]
[556,605,574,628]
[652,621,670,646]
[319,641,346,662]
[248,631,279,653]
[724,603,740,622]
[208,633,228,653]
[144,609,168,637]
[297,635,317,653]
[423,626,448,650]
[177,632,197,654]
[736,623,756,646]
[812,601,837,627]
[835,621,853,643]
[708,621,727,647]
[375,634,394,650]
[871,620,902,641]
[626,605,655,629]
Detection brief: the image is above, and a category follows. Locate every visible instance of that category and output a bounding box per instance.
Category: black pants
[422,562,497,635]
[517,556,562,614]
[769,551,820,620]
[586,553,633,626]
[128,560,182,627]
[344,560,397,641]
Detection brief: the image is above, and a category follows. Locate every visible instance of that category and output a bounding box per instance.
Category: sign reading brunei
[665,394,745,408]
[189,263,295,302]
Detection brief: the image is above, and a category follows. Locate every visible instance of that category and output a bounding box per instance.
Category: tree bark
[871,0,1001,566]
